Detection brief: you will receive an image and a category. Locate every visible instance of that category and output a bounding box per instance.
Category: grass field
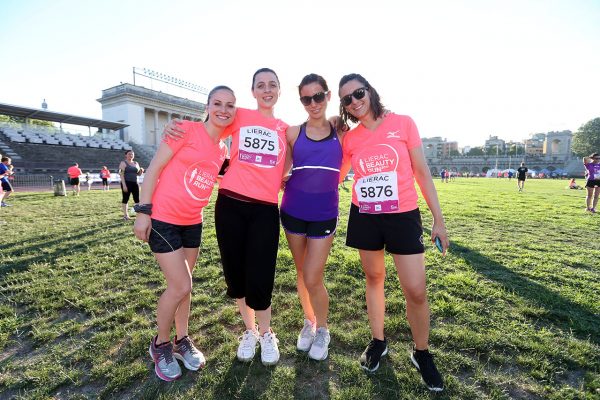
[0,178,598,400]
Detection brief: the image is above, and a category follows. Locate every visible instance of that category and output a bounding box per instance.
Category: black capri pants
[215,192,280,311]
[121,180,140,204]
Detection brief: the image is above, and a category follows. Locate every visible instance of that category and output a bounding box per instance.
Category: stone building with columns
[97,83,205,147]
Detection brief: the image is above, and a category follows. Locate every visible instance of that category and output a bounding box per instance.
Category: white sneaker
[296,319,315,351]
[308,327,330,361]
[237,328,259,362]
[259,329,280,366]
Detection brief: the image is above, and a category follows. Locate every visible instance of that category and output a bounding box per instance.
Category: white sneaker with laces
[308,327,330,361]
[259,330,280,366]
[237,328,259,362]
[296,319,315,351]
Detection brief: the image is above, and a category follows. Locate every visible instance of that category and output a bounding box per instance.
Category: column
[154,109,159,146]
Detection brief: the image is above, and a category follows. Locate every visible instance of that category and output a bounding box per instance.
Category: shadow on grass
[449,240,599,344]
[0,220,126,278]
[293,354,331,399]
[211,358,274,399]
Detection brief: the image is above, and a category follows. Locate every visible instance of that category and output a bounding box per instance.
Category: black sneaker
[410,348,444,392]
[359,338,388,372]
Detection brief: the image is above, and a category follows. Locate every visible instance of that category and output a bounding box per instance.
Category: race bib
[355,171,399,213]
[238,126,279,167]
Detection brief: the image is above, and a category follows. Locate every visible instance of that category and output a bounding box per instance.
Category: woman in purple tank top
[280,74,346,361]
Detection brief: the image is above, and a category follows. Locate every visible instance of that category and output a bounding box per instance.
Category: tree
[572,117,600,156]
[467,147,485,156]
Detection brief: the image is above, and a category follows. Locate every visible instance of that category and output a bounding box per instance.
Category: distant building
[525,133,545,156]
[421,131,578,176]
[484,135,505,152]
[422,136,458,158]
[97,83,206,147]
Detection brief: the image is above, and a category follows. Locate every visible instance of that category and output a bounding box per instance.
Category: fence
[7,173,137,192]
[10,174,54,190]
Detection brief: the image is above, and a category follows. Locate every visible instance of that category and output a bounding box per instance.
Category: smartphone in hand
[434,236,443,253]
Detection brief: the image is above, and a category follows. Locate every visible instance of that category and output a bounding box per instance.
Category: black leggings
[215,192,280,311]
[121,180,139,204]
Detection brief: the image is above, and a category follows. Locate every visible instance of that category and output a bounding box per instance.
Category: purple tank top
[281,123,342,221]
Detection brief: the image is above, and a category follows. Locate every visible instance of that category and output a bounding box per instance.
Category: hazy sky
[1,0,599,147]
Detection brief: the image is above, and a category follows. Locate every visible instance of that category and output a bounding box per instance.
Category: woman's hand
[133,214,152,242]
[163,119,186,140]
[431,221,449,256]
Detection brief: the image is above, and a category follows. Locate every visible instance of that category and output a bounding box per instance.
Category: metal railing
[9,174,54,190]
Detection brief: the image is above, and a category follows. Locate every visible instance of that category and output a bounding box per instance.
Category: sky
[1,0,599,147]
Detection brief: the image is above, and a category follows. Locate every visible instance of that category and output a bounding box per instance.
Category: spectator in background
[517,162,528,192]
[85,172,93,191]
[0,157,14,207]
[568,178,582,190]
[119,150,145,221]
[67,162,83,196]
[100,166,111,191]
[583,153,600,212]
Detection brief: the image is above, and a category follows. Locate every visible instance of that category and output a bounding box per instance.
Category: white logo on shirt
[386,130,401,139]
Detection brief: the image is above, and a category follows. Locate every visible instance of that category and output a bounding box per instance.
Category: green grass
[0,179,598,399]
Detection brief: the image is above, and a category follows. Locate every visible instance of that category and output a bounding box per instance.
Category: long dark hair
[204,85,235,122]
[298,73,329,95]
[338,73,385,131]
[252,67,280,89]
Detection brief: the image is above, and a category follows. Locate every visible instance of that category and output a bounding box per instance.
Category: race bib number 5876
[239,126,279,167]
[355,171,399,213]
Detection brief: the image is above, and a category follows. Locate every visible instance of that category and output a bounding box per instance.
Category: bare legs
[586,186,600,211]
[236,299,272,335]
[286,233,333,329]
[155,247,199,343]
[360,250,431,349]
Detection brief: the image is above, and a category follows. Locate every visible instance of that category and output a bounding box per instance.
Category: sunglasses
[340,87,368,107]
[300,91,328,106]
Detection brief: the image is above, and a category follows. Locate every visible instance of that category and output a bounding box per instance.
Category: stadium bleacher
[0,124,151,174]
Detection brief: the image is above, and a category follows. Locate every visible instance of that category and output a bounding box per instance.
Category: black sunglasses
[340,87,368,107]
[300,91,328,106]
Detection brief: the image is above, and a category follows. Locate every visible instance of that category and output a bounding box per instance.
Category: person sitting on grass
[568,178,582,190]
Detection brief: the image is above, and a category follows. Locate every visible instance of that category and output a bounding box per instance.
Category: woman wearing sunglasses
[583,152,600,212]
[281,73,345,361]
[163,68,288,366]
[337,73,448,392]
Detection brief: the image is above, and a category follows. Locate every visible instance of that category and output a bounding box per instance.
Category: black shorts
[70,177,80,186]
[280,211,337,239]
[122,180,140,204]
[148,219,203,253]
[215,192,279,311]
[346,204,425,255]
[517,176,526,181]
[102,178,108,185]
[1,181,12,192]
[586,179,600,188]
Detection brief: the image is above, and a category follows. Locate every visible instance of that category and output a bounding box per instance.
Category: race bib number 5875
[239,126,279,167]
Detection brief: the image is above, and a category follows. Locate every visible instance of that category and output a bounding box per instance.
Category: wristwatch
[133,203,153,215]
